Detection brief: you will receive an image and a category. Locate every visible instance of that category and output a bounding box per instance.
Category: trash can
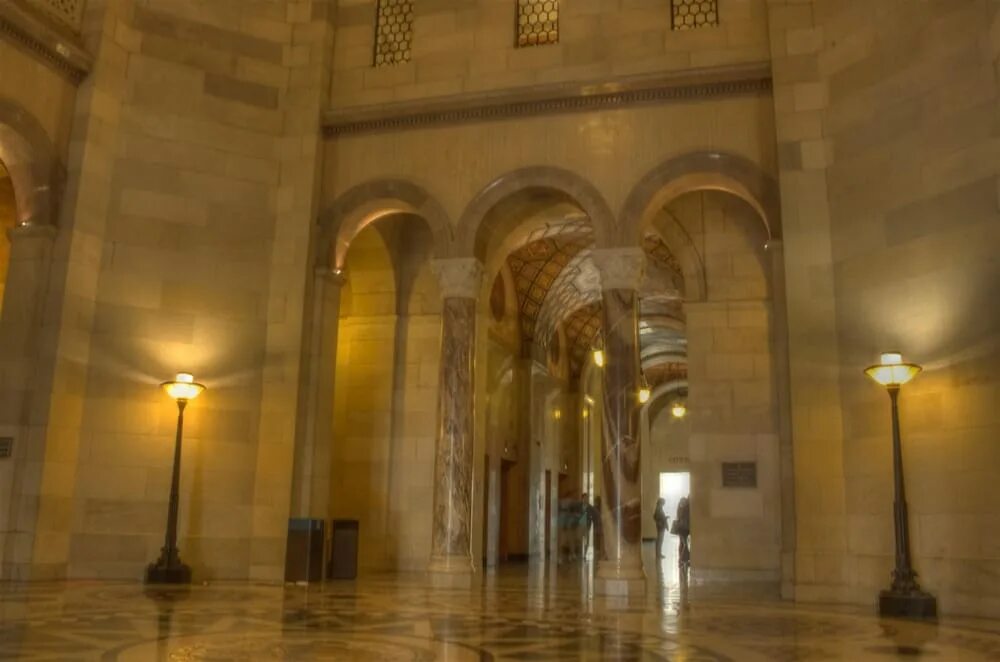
[284,518,325,583]
[328,519,359,579]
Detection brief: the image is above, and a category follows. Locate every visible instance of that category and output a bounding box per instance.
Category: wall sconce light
[582,408,589,419]
[553,409,562,420]
[863,352,936,619]
[592,349,605,367]
[638,373,650,404]
[671,401,687,419]
[146,372,206,584]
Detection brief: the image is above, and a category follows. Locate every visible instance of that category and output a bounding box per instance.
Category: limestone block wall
[770,0,1000,616]
[670,191,780,580]
[322,94,777,235]
[330,0,770,107]
[0,0,336,581]
[0,29,79,577]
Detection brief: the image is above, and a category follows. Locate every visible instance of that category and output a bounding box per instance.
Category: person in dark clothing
[653,498,669,559]
[674,495,691,567]
[581,493,599,560]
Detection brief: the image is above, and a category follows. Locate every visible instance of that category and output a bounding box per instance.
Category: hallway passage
[2,553,999,661]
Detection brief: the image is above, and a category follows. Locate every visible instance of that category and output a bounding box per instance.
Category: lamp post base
[145,561,192,585]
[879,589,937,620]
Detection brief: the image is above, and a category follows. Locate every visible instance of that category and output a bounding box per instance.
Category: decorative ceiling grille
[374,0,413,66]
[24,0,85,30]
[516,0,558,47]
[671,0,718,31]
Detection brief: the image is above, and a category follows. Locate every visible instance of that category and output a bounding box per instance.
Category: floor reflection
[0,562,997,660]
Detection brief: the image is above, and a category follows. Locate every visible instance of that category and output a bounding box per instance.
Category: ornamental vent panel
[671,0,718,31]
[24,0,85,31]
[516,0,558,48]
[374,0,413,67]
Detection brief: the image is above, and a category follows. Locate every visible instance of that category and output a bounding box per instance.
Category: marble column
[591,247,646,597]
[428,258,483,585]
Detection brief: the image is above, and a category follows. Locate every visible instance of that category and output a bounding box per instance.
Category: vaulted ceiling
[499,218,689,381]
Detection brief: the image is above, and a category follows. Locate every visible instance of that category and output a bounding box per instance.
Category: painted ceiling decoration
[502,217,689,379]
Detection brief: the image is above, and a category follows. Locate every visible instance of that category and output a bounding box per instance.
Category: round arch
[0,98,61,227]
[618,151,781,246]
[455,166,615,262]
[318,179,453,269]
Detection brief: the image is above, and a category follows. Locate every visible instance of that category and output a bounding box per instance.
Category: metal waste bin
[328,519,359,579]
[284,518,325,583]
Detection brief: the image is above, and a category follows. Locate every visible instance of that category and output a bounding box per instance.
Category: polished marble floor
[2,548,999,661]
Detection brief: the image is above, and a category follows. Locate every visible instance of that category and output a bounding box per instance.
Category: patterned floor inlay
[2,560,1000,660]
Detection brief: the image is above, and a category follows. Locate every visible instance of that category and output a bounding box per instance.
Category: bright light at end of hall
[161,372,206,401]
[864,351,921,387]
[592,350,605,367]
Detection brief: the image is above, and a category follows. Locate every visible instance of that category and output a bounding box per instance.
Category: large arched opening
[458,167,614,570]
[294,181,450,573]
[621,151,791,592]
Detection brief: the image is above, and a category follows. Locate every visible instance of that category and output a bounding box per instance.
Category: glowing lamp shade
[671,402,687,419]
[593,350,605,367]
[161,372,206,401]
[638,387,651,404]
[864,352,921,387]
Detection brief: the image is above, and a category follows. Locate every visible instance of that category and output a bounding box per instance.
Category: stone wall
[330,0,770,107]
[2,0,334,581]
[770,0,1000,616]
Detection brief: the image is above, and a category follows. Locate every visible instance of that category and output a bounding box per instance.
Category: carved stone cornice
[324,62,771,138]
[0,0,91,84]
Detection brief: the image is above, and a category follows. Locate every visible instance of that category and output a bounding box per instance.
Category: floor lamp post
[864,352,936,619]
[146,372,206,584]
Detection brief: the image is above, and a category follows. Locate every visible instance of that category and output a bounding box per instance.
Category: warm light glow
[864,351,921,387]
[553,409,562,420]
[161,372,206,401]
[582,408,589,419]
[671,402,687,419]
[593,350,605,367]
[638,387,651,404]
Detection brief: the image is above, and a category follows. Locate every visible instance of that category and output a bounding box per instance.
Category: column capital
[430,257,483,299]
[591,247,645,291]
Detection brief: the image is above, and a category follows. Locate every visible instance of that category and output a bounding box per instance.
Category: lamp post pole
[865,353,936,619]
[147,373,204,584]
[886,386,917,593]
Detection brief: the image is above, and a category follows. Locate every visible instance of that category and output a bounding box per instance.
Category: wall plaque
[721,461,756,488]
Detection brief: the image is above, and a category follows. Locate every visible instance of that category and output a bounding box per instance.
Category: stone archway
[618,151,781,247]
[0,98,61,227]
[318,179,453,270]
[455,165,616,263]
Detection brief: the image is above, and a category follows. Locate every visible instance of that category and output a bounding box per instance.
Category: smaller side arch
[0,98,61,227]
[318,179,453,269]
[618,151,781,246]
[454,166,615,261]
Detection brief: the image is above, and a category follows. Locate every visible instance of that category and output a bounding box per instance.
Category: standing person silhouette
[674,495,691,568]
[653,498,669,559]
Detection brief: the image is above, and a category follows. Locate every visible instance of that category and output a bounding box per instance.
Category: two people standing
[654,495,691,566]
